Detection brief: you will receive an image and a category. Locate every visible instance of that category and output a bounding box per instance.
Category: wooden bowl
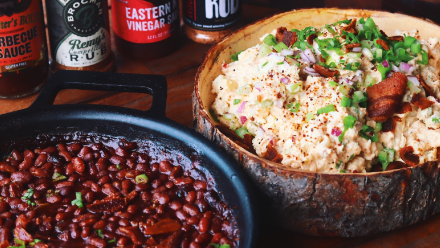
[193,8,440,237]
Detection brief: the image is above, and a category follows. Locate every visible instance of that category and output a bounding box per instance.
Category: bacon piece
[263,143,283,163]
[388,36,404,41]
[380,30,388,38]
[307,33,317,45]
[119,226,144,245]
[276,26,297,47]
[319,54,326,63]
[15,214,31,229]
[313,64,338,77]
[14,227,33,242]
[344,43,361,49]
[382,116,402,133]
[143,218,181,235]
[0,241,9,248]
[385,161,409,171]
[367,72,408,122]
[395,102,412,114]
[417,75,436,97]
[88,190,136,213]
[399,146,420,167]
[411,93,434,110]
[376,39,390,50]
[341,19,357,34]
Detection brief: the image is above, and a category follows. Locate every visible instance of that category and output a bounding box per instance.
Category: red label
[0,0,45,71]
[112,0,179,44]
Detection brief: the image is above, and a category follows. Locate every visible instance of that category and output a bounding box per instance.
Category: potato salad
[210,18,440,173]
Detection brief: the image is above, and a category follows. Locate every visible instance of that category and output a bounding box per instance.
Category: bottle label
[0,0,46,72]
[183,0,241,31]
[47,0,111,67]
[112,0,179,44]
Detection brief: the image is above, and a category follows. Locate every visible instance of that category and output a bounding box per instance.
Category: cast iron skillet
[0,70,258,248]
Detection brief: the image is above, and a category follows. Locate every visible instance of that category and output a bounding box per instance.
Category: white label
[55,27,110,67]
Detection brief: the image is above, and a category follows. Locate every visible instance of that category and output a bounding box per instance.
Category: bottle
[112,0,180,59]
[0,0,48,99]
[45,0,114,72]
[183,0,241,44]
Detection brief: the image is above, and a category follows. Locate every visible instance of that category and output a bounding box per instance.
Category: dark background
[243,0,440,24]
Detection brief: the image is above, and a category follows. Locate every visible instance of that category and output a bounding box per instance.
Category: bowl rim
[194,7,440,176]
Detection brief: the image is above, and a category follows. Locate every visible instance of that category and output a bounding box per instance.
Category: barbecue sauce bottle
[0,0,49,99]
[112,0,180,59]
[183,0,241,44]
[45,0,114,72]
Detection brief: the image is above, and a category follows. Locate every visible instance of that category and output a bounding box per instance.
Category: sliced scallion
[317,104,336,115]
[135,174,149,184]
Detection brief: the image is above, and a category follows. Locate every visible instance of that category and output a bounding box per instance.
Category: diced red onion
[355,123,363,131]
[254,82,263,91]
[399,62,415,75]
[281,49,294,56]
[239,116,247,124]
[331,128,342,137]
[313,40,321,56]
[303,49,316,64]
[342,78,354,86]
[352,47,362,53]
[257,126,265,137]
[293,50,301,56]
[292,136,295,143]
[353,170,358,173]
[237,101,246,114]
[274,99,284,108]
[408,65,416,75]
[280,77,290,84]
[391,64,400,72]
[382,60,390,68]
[300,52,311,63]
[304,67,320,77]
[351,75,360,82]
[407,76,420,86]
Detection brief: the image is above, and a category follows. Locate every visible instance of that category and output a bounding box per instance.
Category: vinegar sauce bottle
[112,0,181,59]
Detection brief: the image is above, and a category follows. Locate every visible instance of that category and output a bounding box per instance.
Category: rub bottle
[0,0,49,99]
[45,0,114,72]
[183,0,241,44]
[112,0,180,59]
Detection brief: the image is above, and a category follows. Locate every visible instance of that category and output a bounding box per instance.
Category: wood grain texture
[1,2,440,247]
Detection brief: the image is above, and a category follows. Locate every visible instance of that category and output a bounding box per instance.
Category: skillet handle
[29,70,168,117]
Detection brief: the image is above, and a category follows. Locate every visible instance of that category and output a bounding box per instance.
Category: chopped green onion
[97,229,104,238]
[343,115,357,129]
[365,74,376,87]
[222,113,235,120]
[274,42,288,52]
[396,48,413,62]
[379,148,395,170]
[338,85,351,96]
[287,103,301,113]
[407,81,421,93]
[263,34,277,46]
[260,99,273,108]
[71,192,83,208]
[432,117,440,123]
[394,41,404,50]
[259,44,272,57]
[235,126,251,139]
[338,127,348,143]
[361,40,374,48]
[346,53,362,59]
[411,41,421,54]
[276,62,284,65]
[317,104,336,115]
[108,239,117,244]
[231,51,244,62]
[339,59,346,65]
[135,174,149,184]
[29,239,42,246]
[10,238,25,248]
[352,91,367,103]
[417,49,429,65]
[360,125,378,142]
[328,81,340,89]
[116,164,121,170]
[375,122,382,132]
[377,63,391,80]
[52,172,67,181]
[403,36,417,48]
[287,82,302,94]
[364,17,376,30]
[233,99,241,105]
[341,96,352,107]
[236,84,252,95]
[306,112,315,122]
[261,62,268,67]
[209,109,219,122]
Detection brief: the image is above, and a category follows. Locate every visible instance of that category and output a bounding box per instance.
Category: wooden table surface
[2,1,440,247]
